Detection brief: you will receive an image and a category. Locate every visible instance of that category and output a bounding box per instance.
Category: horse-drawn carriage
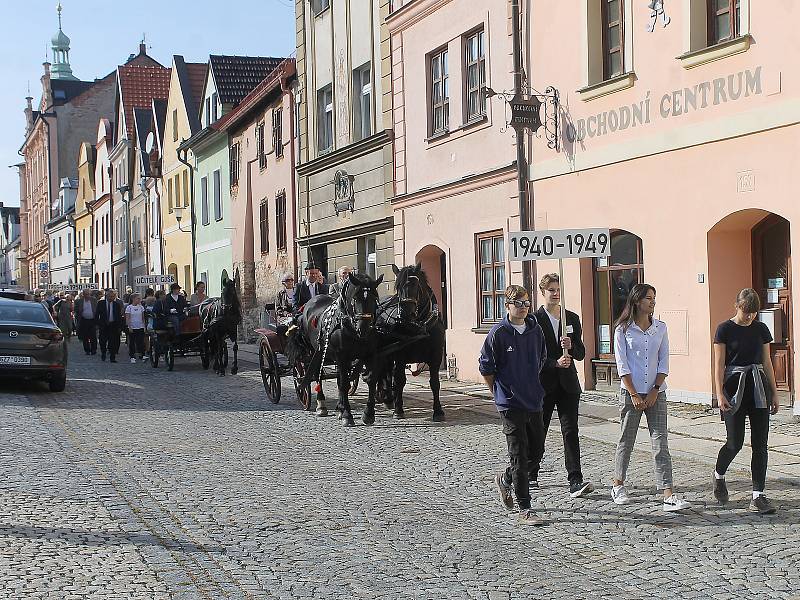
[254,265,446,426]
[254,303,359,411]
[147,275,241,375]
[148,306,210,371]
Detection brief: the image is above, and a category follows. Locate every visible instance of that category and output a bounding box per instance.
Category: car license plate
[0,356,31,365]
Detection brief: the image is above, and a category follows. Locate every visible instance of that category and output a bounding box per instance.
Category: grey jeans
[614,389,674,490]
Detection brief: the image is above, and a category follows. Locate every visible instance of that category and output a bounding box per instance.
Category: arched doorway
[415,245,447,328]
[708,210,793,404]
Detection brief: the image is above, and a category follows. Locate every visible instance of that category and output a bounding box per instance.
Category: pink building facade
[392,1,800,414]
[526,1,799,415]
[221,60,299,325]
[388,0,524,378]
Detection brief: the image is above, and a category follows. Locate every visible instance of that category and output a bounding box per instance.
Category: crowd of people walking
[32,267,781,524]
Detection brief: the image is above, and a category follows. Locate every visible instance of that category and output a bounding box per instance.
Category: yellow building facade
[159,56,207,291]
[74,142,95,285]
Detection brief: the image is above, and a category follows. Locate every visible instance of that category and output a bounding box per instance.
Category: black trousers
[715,394,770,492]
[78,319,97,354]
[500,408,545,510]
[128,329,145,358]
[99,325,122,358]
[531,388,583,485]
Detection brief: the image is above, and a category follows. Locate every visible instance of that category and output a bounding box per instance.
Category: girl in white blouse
[611,283,691,512]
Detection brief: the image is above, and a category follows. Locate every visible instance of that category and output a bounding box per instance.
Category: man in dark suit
[531,273,593,498]
[74,288,99,355]
[293,265,330,312]
[97,288,125,362]
[162,282,189,334]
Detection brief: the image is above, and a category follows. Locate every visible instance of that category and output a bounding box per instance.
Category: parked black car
[0,297,67,391]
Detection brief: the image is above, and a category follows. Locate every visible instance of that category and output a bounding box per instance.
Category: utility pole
[511,0,533,293]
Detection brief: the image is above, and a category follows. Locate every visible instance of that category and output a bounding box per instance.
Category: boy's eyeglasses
[508,300,532,308]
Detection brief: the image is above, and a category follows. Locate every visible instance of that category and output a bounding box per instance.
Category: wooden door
[753,215,793,402]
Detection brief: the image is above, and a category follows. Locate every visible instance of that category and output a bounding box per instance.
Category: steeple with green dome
[50,2,77,80]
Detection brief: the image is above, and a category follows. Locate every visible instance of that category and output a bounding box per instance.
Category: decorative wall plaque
[333,169,355,216]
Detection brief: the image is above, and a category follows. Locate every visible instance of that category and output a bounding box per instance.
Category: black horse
[287,271,384,427]
[373,264,446,421]
[201,275,242,376]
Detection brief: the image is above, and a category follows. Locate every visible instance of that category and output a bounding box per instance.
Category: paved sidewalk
[402,373,800,485]
[236,341,800,484]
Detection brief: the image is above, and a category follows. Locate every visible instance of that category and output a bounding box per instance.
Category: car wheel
[49,371,67,392]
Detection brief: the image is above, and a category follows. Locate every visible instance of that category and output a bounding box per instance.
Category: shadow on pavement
[0,522,227,554]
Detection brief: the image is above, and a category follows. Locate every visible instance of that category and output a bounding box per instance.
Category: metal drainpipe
[281,69,300,278]
[176,148,197,287]
[511,0,532,293]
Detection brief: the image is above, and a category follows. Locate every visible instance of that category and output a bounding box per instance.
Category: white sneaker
[130,358,137,364]
[611,485,631,505]
[663,494,691,512]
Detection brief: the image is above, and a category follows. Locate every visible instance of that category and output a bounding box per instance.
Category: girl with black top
[713,288,779,514]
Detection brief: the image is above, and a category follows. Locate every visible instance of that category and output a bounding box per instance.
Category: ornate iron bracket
[486,86,560,152]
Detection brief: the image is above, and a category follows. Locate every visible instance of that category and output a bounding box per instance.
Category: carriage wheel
[292,361,312,411]
[166,346,175,371]
[259,341,281,404]
[150,338,160,368]
[200,342,210,370]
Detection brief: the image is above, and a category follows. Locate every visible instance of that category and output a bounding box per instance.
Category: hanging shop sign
[509,96,543,132]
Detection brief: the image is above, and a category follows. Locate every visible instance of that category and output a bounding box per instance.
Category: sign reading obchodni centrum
[566,67,764,143]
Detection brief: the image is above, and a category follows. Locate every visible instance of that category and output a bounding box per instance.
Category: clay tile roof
[209,55,286,106]
[117,64,172,140]
[185,63,209,115]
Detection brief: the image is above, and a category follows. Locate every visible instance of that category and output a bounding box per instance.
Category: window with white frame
[602,0,623,80]
[708,0,741,44]
[201,176,209,226]
[352,63,372,142]
[273,108,284,159]
[464,30,486,121]
[317,85,334,154]
[430,48,449,135]
[257,121,266,170]
[212,93,219,122]
[213,170,222,221]
[312,0,330,16]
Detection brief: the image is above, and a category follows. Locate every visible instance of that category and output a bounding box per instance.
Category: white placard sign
[44,283,99,291]
[509,228,611,261]
[134,274,176,286]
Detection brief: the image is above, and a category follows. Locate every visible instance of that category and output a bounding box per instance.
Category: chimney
[139,42,147,55]
[24,96,34,134]
[41,63,53,109]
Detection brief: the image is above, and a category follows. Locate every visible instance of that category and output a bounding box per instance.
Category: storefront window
[594,230,643,356]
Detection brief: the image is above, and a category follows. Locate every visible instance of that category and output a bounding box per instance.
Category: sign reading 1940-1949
[509,228,611,261]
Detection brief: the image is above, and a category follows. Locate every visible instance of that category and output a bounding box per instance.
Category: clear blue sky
[0,0,296,207]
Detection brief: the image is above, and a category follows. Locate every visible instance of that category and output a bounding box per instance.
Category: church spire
[50,2,77,80]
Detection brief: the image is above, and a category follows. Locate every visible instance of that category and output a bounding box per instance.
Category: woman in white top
[611,283,691,512]
[125,293,147,363]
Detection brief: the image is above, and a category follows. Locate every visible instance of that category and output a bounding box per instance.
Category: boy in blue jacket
[479,285,548,525]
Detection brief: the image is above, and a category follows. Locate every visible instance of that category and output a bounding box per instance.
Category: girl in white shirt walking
[611,283,691,512]
[125,294,147,363]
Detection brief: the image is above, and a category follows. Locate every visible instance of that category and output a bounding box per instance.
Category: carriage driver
[163,282,189,335]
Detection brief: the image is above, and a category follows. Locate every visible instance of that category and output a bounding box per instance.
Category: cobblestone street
[1,348,799,599]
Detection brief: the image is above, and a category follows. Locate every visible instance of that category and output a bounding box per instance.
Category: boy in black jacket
[479,285,547,525]
[532,273,594,498]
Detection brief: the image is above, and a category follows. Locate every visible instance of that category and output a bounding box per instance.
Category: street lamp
[173,205,191,233]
